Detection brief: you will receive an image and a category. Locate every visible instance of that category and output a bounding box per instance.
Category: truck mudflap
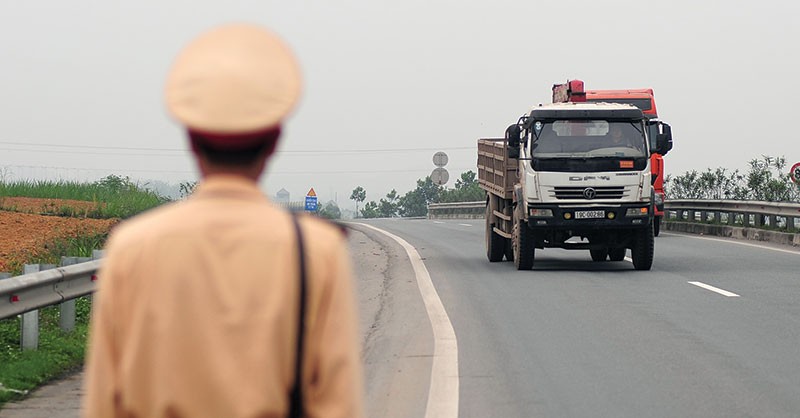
[525,203,653,230]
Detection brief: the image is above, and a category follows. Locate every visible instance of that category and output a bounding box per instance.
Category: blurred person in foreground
[83,23,364,418]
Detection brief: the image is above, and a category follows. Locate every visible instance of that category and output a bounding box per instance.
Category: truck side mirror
[656,123,673,155]
[506,124,522,159]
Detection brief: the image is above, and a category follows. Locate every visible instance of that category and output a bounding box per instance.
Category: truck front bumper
[526,203,653,231]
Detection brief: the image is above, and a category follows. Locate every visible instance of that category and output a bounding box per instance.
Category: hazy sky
[2,1,798,207]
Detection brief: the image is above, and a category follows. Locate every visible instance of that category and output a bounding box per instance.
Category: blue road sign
[305,195,318,211]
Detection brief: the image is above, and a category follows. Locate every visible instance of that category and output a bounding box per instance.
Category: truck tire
[631,222,655,270]
[512,219,534,270]
[653,216,661,237]
[590,249,608,261]
[608,247,626,261]
[504,239,514,262]
[486,200,505,262]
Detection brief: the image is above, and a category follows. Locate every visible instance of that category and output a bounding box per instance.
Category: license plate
[575,210,605,219]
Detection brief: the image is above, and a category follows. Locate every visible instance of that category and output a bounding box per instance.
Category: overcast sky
[2,1,798,206]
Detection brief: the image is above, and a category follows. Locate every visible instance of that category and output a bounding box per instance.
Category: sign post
[304,188,318,212]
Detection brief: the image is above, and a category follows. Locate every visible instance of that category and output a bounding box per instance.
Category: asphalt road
[358,218,800,418]
[3,219,800,418]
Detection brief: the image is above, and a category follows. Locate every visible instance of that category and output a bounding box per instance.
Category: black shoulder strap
[289,215,307,418]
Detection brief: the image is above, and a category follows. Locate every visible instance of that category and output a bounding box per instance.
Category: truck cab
[494,102,668,270]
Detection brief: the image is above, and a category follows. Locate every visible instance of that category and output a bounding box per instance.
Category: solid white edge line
[458,223,472,227]
[661,233,800,256]
[688,281,741,297]
[433,221,445,224]
[356,223,459,418]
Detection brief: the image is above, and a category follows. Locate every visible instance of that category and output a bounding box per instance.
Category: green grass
[0,174,170,219]
[0,175,156,407]
[0,231,105,408]
[0,299,91,406]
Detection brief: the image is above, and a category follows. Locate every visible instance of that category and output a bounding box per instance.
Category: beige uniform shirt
[83,175,364,418]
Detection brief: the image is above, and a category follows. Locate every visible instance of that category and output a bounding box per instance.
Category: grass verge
[0,299,91,407]
[0,232,108,408]
[0,174,169,219]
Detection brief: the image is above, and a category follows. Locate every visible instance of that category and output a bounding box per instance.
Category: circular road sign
[791,162,800,184]
[433,151,449,167]
[431,167,449,185]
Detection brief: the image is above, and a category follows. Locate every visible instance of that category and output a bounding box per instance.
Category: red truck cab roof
[585,89,658,119]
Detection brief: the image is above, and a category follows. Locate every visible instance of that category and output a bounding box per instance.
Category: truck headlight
[626,207,649,217]
[530,208,553,217]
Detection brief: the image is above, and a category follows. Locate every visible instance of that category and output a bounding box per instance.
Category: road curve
[359,218,800,418]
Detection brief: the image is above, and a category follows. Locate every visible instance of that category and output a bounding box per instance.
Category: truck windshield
[531,120,647,158]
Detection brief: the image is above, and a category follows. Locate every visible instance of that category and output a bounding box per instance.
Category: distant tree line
[327,170,485,220]
[318,155,800,221]
[665,156,800,202]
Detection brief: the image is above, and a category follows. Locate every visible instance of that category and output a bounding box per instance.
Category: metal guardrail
[0,260,99,321]
[665,199,800,229]
[428,199,800,229]
[427,201,485,219]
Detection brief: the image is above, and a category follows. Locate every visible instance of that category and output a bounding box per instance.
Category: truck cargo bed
[477,138,517,200]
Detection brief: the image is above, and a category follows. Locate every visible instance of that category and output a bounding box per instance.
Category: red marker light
[91,274,98,282]
[10,295,20,303]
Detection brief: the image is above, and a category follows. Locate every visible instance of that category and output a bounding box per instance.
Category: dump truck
[553,80,673,235]
[478,101,673,270]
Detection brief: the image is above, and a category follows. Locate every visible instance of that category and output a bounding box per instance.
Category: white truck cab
[479,101,671,270]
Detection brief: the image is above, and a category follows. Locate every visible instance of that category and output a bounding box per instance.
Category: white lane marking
[433,221,445,224]
[688,281,741,297]
[458,223,472,227]
[356,223,459,418]
[662,233,800,256]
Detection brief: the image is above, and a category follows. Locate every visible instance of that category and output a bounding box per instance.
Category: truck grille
[552,186,625,200]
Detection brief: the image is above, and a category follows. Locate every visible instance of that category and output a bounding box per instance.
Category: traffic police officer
[83,23,364,418]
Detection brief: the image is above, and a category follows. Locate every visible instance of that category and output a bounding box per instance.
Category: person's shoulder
[106,201,189,248]
[296,214,348,239]
[295,215,350,251]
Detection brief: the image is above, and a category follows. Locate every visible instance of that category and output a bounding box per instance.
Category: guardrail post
[21,263,57,350]
[713,211,722,224]
[767,215,778,228]
[60,257,77,332]
[59,256,84,332]
[21,264,41,350]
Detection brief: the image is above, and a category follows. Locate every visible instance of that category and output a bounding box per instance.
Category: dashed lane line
[688,281,741,297]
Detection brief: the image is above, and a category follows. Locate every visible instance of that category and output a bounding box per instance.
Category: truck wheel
[631,222,655,270]
[590,249,608,261]
[512,220,534,270]
[504,239,514,262]
[608,248,626,261]
[486,201,505,262]
[653,216,661,237]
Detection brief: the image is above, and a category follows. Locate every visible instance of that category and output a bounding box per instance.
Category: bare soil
[0,198,118,272]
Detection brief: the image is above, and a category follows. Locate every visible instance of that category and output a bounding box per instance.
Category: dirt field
[0,198,118,272]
